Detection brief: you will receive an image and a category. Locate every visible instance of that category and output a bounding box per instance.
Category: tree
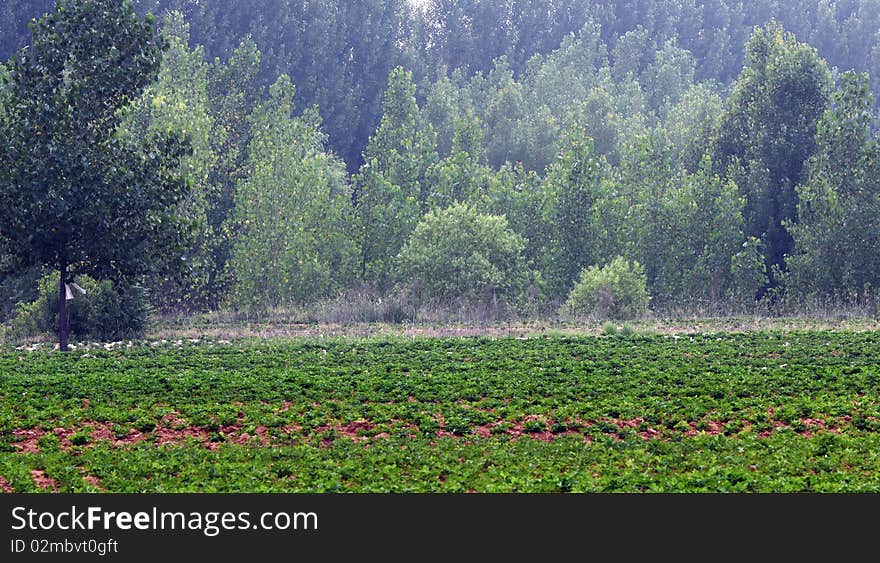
[0,0,190,351]
[642,37,696,113]
[228,76,355,310]
[202,36,262,310]
[478,58,529,170]
[713,21,831,288]
[482,161,547,272]
[664,83,723,172]
[541,126,609,297]
[0,0,53,61]
[354,66,437,290]
[121,14,263,311]
[648,155,765,309]
[119,11,217,311]
[422,68,471,159]
[0,61,8,117]
[424,112,494,210]
[786,72,880,304]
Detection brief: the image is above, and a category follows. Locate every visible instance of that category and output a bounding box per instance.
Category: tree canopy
[0,0,190,349]
[3,1,880,334]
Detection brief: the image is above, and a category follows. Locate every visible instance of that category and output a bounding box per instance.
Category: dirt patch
[12,429,42,453]
[30,470,58,492]
[8,412,865,453]
[82,475,103,490]
[154,426,211,446]
[472,425,493,438]
[683,420,724,437]
[89,425,147,447]
[759,421,789,438]
[230,426,271,447]
[338,420,375,440]
[77,468,105,492]
[160,411,189,427]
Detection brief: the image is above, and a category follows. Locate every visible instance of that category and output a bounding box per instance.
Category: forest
[2,0,880,345]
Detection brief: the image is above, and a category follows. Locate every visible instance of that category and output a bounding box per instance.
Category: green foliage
[119,12,219,311]
[618,322,636,336]
[729,238,770,307]
[10,272,149,341]
[785,72,880,307]
[637,151,766,310]
[713,21,832,282]
[424,113,496,210]
[2,3,878,318]
[664,83,723,171]
[541,127,609,297]
[643,38,696,112]
[0,0,190,349]
[5,331,880,492]
[0,263,41,323]
[395,203,528,308]
[199,37,263,310]
[561,257,650,320]
[228,76,356,311]
[118,16,264,312]
[355,67,438,290]
[0,61,8,118]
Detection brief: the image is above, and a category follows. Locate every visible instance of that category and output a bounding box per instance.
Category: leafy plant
[10,272,150,341]
[561,257,650,320]
[395,202,530,309]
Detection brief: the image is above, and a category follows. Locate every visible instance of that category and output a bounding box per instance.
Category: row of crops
[2,331,880,491]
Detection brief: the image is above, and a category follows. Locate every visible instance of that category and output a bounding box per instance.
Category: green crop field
[2,329,880,493]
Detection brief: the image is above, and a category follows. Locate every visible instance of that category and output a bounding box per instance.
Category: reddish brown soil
[30,470,58,492]
[160,411,189,427]
[12,429,42,453]
[758,421,789,438]
[7,411,866,454]
[77,467,105,491]
[338,420,375,439]
[154,426,212,446]
[82,475,103,489]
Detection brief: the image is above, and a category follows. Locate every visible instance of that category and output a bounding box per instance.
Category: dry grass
[144,310,880,342]
[5,294,878,347]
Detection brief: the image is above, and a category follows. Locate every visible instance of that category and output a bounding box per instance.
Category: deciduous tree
[0,0,190,351]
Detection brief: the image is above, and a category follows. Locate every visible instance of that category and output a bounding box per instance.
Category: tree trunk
[58,262,69,352]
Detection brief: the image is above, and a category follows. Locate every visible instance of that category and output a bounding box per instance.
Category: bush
[395,203,531,309]
[560,257,650,320]
[9,272,150,341]
[313,287,416,324]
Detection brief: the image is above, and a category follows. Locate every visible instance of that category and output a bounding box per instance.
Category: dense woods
[2,0,880,344]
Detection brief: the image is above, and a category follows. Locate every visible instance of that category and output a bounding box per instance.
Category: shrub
[560,257,650,320]
[314,287,416,324]
[395,203,530,309]
[10,272,150,341]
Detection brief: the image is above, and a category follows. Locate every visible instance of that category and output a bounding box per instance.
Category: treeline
[2,1,880,334]
[3,0,880,172]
